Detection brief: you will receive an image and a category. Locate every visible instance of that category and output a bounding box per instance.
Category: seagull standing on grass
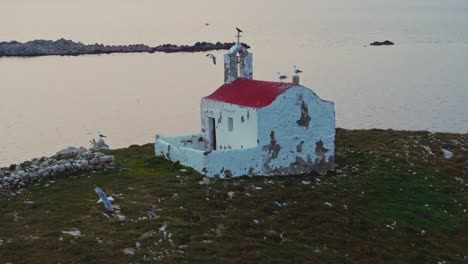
[293,65,303,74]
[94,187,114,213]
[206,54,216,65]
[277,72,288,82]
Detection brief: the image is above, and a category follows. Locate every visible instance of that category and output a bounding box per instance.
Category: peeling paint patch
[241,116,245,123]
[296,141,304,153]
[166,145,171,160]
[263,131,281,159]
[315,140,329,158]
[224,170,233,178]
[296,101,311,129]
[218,114,222,124]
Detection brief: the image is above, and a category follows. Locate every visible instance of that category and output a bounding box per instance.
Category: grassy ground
[0,128,467,263]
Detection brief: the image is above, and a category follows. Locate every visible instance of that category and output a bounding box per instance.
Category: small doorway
[208,117,217,150]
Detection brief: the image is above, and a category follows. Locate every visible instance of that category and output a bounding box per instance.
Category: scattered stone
[216,224,225,237]
[56,147,84,157]
[301,180,311,185]
[61,230,81,238]
[90,138,109,150]
[123,248,135,256]
[202,177,211,185]
[422,146,434,155]
[1,148,115,193]
[324,202,333,207]
[139,230,157,240]
[227,191,235,199]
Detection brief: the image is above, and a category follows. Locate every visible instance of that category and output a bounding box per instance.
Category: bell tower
[224,30,253,83]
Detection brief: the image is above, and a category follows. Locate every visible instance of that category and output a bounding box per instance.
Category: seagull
[94,187,114,213]
[293,65,303,74]
[236,27,243,33]
[98,131,106,138]
[277,72,288,82]
[206,54,216,65]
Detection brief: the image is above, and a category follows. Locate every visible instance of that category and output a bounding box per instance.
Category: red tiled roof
[204,78,295,108]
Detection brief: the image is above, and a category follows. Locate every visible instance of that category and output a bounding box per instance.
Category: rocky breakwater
[0,147,115,193]
[0,38,251,57]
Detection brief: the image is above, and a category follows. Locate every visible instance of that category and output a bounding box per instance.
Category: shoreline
[2,128,466,170]
[0,38,250,58]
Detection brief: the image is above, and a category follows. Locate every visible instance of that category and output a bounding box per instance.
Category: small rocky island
[0,38,250,57]
[370,40,395,46]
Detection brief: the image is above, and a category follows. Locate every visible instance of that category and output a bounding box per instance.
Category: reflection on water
[0,0,467,165]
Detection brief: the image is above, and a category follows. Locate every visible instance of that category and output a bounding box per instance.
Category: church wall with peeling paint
[256,86,335,175]
[155,85,335,178]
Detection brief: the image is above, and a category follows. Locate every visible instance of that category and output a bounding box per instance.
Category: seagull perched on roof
[98,131,106,138]
[206,54,216,65]
[236,27,243,33]
[94,187,114,213]
[277,72,288,82]
[293,65,303,74]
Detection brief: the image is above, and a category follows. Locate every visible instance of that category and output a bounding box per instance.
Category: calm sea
[1,0,467,165]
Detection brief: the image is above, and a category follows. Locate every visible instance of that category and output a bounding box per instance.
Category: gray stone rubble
[0,146,115,193]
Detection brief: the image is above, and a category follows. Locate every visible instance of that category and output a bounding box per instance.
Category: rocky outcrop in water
[0,147,115,194]
[370,40,395,46]
[0,38,250,57]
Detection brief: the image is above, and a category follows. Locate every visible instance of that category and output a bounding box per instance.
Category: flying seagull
[293,65,303,74]
[277,72,288,82]
[236,27,243,33]
[206,54,216,65]
[94,187,114,213]
[98,131,106,138]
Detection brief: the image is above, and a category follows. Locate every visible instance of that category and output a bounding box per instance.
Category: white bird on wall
[206,54,216,65]
[277,72,288,82]
[293,65,303,74]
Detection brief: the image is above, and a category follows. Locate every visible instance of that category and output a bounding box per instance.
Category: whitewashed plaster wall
[200,98,258,150]
[256,86,335,175]
[155,134,205,172]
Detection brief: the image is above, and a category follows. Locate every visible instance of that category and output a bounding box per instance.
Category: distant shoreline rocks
[369,40,395,46]
[0,38,251,58]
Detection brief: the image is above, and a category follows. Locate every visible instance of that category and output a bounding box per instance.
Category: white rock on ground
[61,230,81,238]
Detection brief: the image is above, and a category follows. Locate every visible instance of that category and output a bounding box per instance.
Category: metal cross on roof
[236,28,243,43]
